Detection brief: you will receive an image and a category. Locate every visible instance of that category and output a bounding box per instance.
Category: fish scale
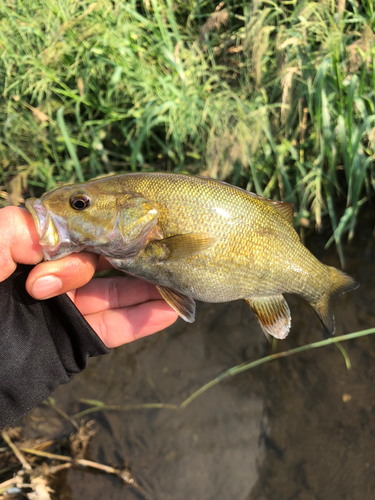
[26,172,358,339]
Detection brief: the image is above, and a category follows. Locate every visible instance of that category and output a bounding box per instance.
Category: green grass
[0,0,374,261]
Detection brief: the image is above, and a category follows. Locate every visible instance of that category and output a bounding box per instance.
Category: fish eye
[70,194,91,211]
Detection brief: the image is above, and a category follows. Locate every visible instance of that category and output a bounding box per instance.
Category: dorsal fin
[196,175,295,225]
[265,200,295,226]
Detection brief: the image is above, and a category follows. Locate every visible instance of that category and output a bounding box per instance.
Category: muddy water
[21,213,375,500]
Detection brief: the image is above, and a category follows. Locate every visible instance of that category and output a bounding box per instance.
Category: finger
[83,300,178,348]
[70,276,163,316]
[26,253,99,300]
[96,256,113,272]
[0,206,43,282]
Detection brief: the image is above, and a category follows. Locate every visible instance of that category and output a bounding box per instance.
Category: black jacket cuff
[0,265,109,429]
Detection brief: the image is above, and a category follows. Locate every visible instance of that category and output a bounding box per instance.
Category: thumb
[0,206,44,282]
[26,253,99,300]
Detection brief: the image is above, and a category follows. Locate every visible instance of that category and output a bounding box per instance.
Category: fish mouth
[26,198,49,240]
[25,198,78,260]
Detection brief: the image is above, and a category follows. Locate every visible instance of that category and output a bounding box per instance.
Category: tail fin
[311,267,359,335]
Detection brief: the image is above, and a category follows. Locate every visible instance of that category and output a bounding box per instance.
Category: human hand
[0,206,178,348]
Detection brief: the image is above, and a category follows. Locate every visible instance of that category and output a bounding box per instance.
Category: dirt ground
[3,210,375,500]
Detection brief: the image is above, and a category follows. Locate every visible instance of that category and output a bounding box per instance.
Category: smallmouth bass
[26,173,358,339]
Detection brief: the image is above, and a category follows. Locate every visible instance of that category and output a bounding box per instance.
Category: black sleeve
[0,265,110,429]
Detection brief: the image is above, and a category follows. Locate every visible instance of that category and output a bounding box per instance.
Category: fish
[25,172,358,339]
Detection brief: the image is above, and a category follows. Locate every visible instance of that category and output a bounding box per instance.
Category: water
[19,213,375,500]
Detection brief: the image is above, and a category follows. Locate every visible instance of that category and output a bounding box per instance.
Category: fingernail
[32,275,63,299]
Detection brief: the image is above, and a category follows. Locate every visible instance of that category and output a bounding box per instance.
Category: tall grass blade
[56,107,84,182]
[180,328,375,408]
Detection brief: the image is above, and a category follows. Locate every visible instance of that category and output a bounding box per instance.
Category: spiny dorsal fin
[266,200,295,226]
[156,285,196,323]
[245,295,291,339]
[155,233,216,261]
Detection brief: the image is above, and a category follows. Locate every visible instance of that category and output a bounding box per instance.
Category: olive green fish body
[26,173,358,339]
[107,175,319,301]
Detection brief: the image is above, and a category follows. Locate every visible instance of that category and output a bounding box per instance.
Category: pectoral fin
[156,285,196,323]
[245,295,291,339]
[152,233,216,261]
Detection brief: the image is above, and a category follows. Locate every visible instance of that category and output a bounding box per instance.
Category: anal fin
[245,295,291,340]
[156,285,196,323]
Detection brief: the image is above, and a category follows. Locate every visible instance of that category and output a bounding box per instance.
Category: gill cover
[101,195,160,259]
